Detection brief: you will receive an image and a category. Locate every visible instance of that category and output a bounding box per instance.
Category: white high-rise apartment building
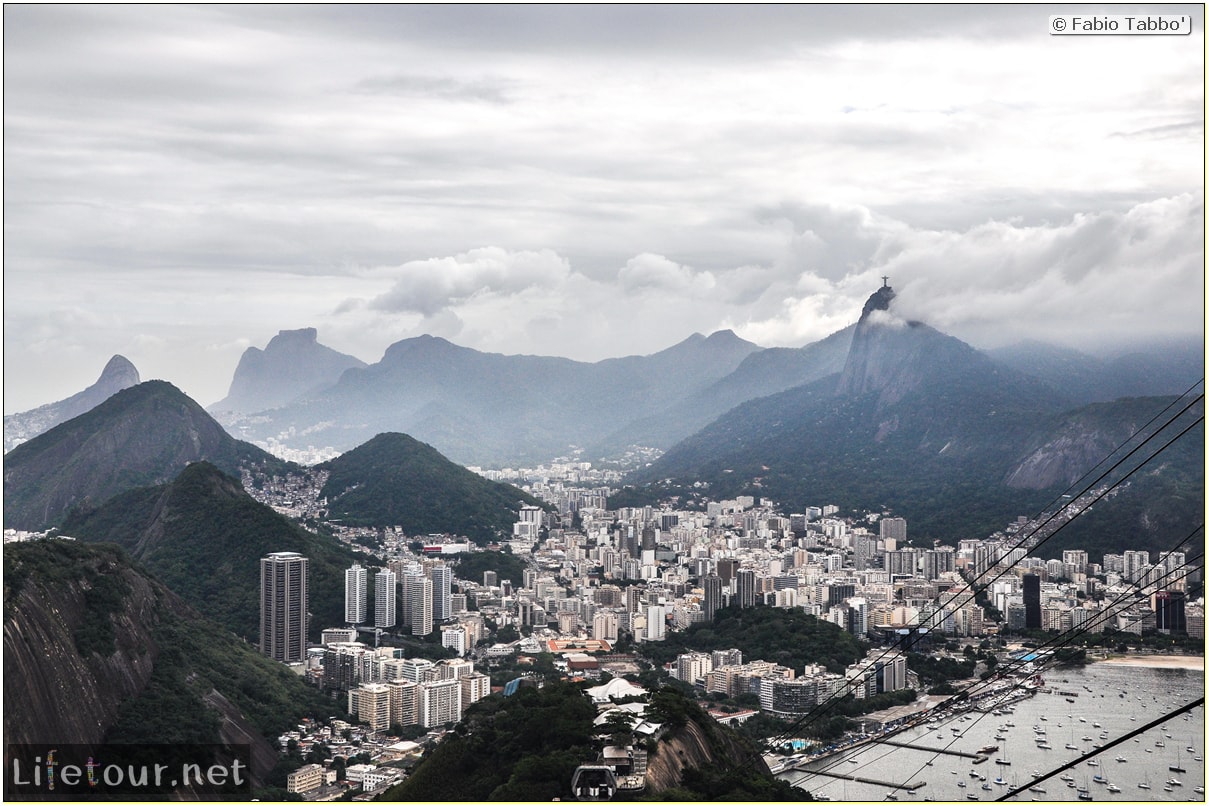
[460,672,491,709]
[375,569,397,629]
[646,604,667,641]
[430,563,452,623]
[404,573,433,636]
[419,679,462,727]
[345,563,367,624]
[441,624,467,656]
[593,611,619,642]
[386,680,418,727]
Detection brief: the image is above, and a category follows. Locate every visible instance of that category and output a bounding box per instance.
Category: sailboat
[1170,746,1187,773]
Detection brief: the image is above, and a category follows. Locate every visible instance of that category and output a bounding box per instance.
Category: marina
[779,662,1204,801]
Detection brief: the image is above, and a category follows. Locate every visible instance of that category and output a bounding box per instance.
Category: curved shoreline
[1094,653,1204,670]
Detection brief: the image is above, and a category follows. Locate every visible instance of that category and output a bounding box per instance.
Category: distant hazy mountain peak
[265,326,319,347]
[660,328,758,354]
[211,327,366,413]
[98,354,140,383]
[4,354,142,452]
[704,328,750,345]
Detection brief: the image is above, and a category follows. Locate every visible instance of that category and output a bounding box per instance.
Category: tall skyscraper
[430,563,452,623]
[702,575,724,622]
[375,568,397,629]
[419,679,462,727]
[646,604,667,641]
[1123,550,1150,583]
[345,563,367,624]
[1062,550,1089,573]
[1155,590,1186,634]
[641,527,657,552]
[735,569,757,608]
[260,552,309,664]
[1022,573,1041,630]
[405,573,433,636]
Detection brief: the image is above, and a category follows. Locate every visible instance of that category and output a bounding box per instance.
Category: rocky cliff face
[1003,422,1122,490]
[4,355,140,451]
[643,714,771,794]
[1003,396,1204,490]
[3,543,158,747]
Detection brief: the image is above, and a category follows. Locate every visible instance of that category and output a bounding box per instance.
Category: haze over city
[4,4,1204,414]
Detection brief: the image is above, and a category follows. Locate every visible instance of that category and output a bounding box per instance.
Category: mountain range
[621,285,1204,550]
[211,329,767,464]
[6,284,1202,556]
[207,319,1201,471]
[7,375,542,552]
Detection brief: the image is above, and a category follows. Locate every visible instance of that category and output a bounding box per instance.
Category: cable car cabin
[571,765,618,801]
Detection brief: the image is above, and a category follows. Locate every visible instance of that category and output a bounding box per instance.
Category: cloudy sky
[5,4,1204,413]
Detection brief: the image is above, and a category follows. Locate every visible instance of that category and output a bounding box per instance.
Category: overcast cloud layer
[4,5,1204,413]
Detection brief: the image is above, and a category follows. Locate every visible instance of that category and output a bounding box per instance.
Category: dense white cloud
[617,254,716,296]
[366,248,573,316]
[3,5,1203,411]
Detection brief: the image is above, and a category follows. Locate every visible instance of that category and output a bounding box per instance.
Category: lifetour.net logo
[5,744,251,798]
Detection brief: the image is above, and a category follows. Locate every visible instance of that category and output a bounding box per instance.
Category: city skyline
[5,4,1204,413]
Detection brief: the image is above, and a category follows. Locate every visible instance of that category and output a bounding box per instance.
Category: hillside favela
[3,278,1204,802]
[3,5,1205,805]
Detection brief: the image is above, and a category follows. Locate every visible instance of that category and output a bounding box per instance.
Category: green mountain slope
[4,380,292,531]
[59,461,362,642]
[317,432,546,544]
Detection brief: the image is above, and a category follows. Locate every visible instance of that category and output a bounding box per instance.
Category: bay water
[780,660,1205,802]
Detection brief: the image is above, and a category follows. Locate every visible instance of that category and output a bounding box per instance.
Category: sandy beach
[1096,653,1204,670]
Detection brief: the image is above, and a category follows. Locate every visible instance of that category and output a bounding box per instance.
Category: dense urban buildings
[240,453,1201,753]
